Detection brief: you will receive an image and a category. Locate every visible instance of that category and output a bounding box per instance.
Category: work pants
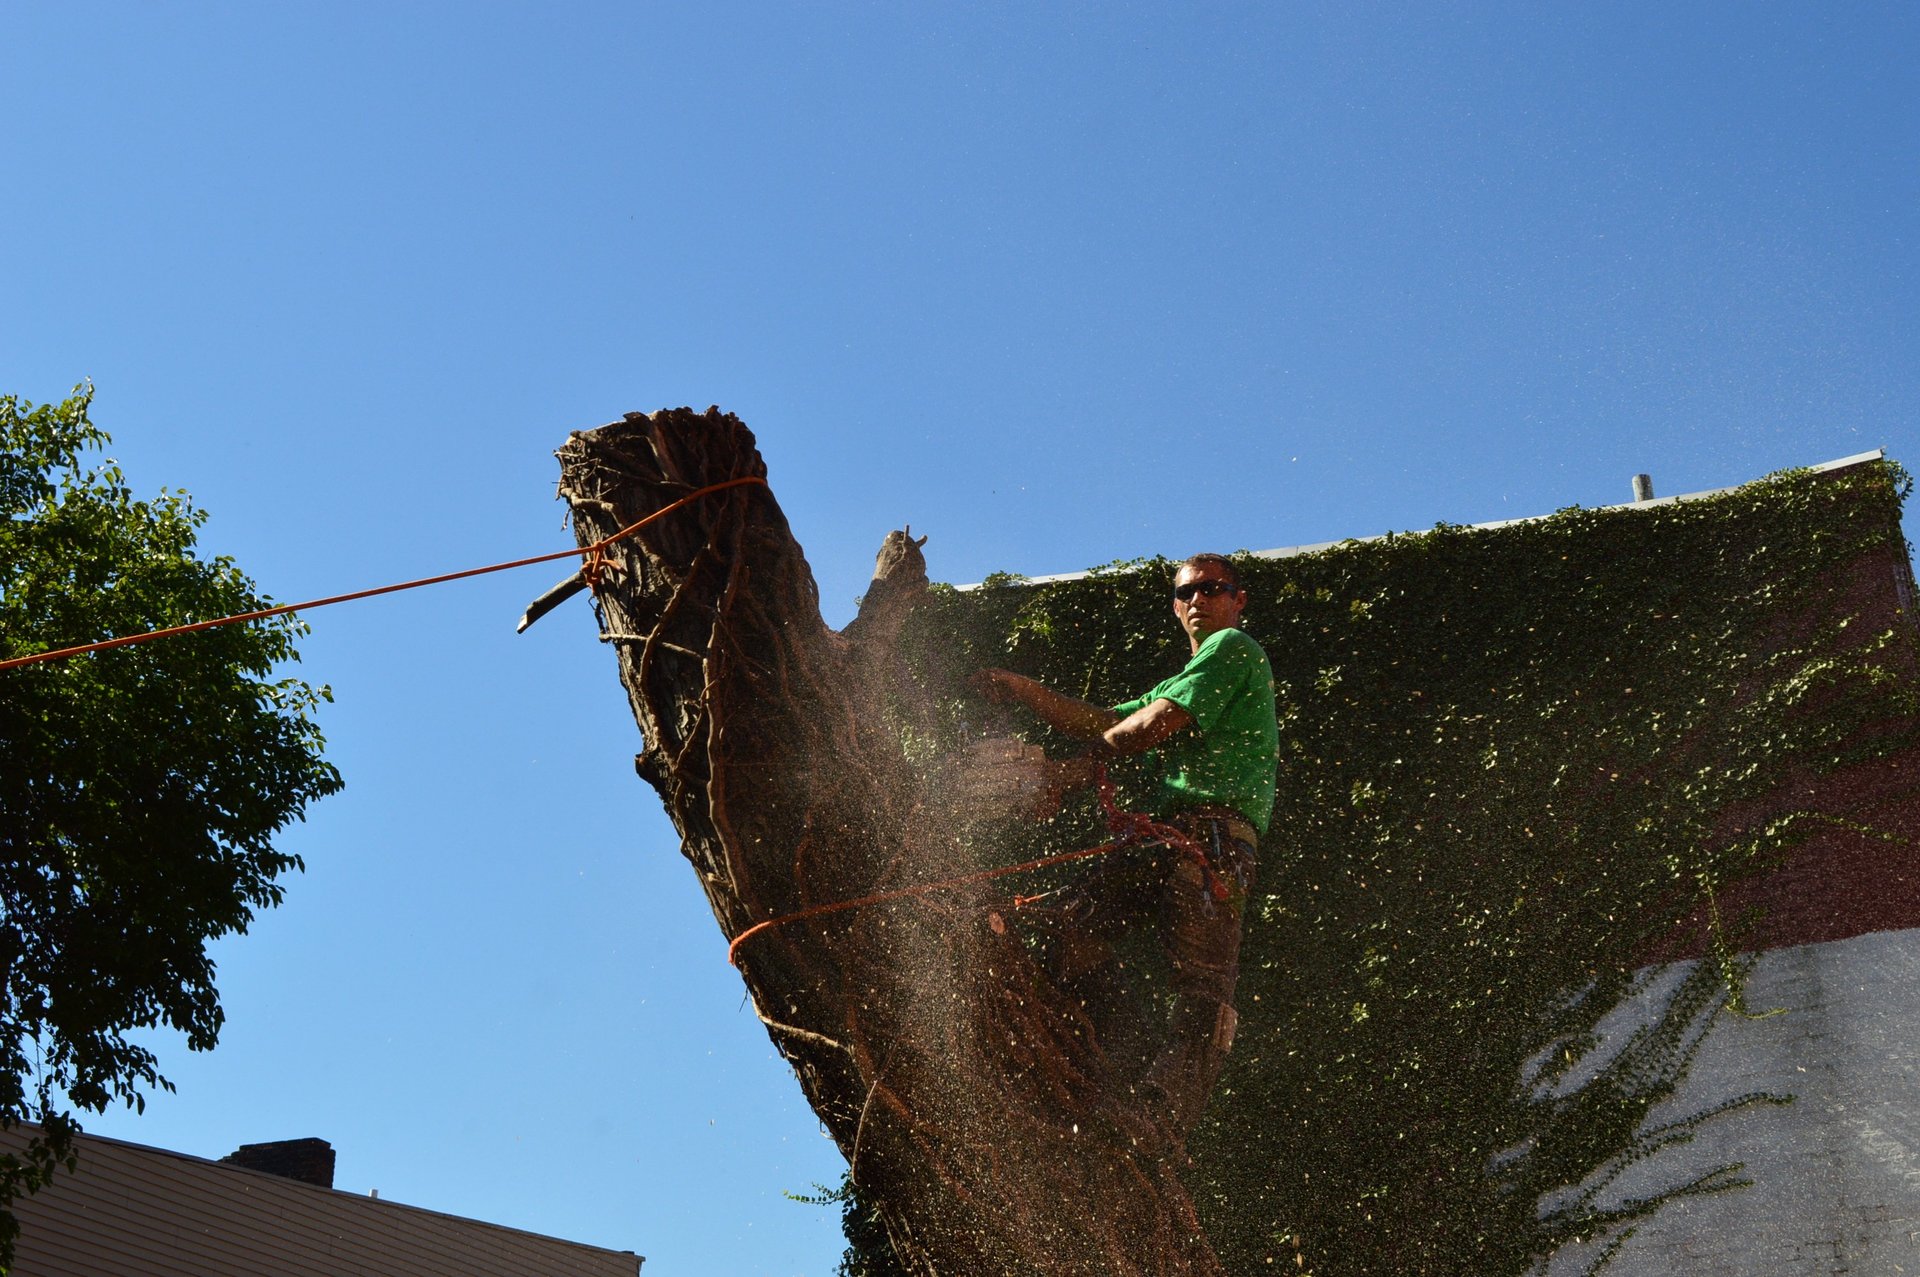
[1029,815,1257,1138]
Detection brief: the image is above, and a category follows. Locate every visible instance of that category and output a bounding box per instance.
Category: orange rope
[726,835,1135,966]
[726,769,1233,966]
[0,475,768,673]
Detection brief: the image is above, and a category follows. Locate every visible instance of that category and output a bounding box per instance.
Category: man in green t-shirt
[975,553,1279,1137]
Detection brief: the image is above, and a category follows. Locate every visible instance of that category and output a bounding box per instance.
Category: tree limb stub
[555,408,1224,1276]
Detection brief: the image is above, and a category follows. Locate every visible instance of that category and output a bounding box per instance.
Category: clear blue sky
[4,4,1915,1273]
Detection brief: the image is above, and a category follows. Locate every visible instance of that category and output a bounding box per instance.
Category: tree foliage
[792,1175,914,1277]
[0,386,341,1262]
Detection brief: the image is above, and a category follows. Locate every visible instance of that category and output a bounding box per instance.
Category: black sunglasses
[1174,579,1239,602]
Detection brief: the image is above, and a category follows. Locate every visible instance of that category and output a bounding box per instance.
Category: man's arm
[1090,696,1193,760]
[1039,697,1195,794]
[976,670,1197,808]
[974,669,1121,739]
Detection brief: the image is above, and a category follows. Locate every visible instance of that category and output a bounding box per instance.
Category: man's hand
[1030,754,1106,821]
[970,668,1023,705]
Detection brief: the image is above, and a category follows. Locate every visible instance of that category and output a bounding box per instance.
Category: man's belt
[1168,805,1259,850]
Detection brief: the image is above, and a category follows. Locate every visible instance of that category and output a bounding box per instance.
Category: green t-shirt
[1113,626,1279,834]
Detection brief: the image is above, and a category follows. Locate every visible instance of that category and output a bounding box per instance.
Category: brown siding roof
[1,1127,642,1277]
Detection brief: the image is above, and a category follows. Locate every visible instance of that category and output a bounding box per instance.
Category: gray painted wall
[1550,926,1920,1275]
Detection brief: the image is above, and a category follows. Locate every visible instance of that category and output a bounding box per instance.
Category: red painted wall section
[1710,493,1920,954]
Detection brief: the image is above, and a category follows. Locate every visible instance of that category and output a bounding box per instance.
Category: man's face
[1172,563,1246,646]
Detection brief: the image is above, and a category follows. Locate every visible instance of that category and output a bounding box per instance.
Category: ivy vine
[895,460,1919,1275]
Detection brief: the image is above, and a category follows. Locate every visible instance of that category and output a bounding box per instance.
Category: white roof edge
[955,450,1888,589]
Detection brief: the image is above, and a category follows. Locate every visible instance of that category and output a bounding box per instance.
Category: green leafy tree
[0,386,341,1263]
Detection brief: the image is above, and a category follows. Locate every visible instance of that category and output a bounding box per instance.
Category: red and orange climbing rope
[0,475,768,674]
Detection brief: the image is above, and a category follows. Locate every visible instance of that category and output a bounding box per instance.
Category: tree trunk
[555,408,1222,1276]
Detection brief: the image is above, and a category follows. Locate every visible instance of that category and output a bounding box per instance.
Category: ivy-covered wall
[900,459,1920,1275]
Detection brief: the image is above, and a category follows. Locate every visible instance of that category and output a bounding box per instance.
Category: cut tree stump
[556,408,1224,1276]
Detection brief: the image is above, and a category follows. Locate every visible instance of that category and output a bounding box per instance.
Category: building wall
[1555,462,1920,1273]
[1548,926,1920,1275]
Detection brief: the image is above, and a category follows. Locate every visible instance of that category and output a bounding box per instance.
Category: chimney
[220,1138,336,1189]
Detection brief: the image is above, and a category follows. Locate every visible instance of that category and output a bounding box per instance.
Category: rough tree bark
[555,408,1223,1276]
